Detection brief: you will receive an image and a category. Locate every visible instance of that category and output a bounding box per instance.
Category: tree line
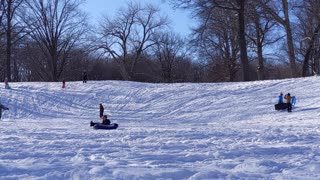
[0,0,319,83]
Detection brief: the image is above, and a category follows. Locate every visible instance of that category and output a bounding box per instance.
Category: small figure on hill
[278,92,283,104]
[4,77,11,89]
[0,103,9,119]
[99,103,104,119]
[83,71,87,83]
[62,79,66,88]
[284,93,292,112]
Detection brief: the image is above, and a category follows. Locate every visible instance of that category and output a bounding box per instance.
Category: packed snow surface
[0,77,320,179]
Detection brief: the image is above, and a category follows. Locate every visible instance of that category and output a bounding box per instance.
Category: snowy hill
[0,77,320,179]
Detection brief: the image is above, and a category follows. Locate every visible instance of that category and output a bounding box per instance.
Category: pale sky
[83,0,195,36]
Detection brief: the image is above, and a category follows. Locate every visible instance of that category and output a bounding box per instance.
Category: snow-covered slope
[0,77,319,179]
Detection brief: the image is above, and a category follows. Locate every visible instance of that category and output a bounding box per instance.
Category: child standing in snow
[278,93,283,104]
[284,93,292,112]
[99,103,104,119]
[0,103,9,119]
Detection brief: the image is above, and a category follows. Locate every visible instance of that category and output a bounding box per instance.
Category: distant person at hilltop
[62,79,66,88]
[83,71,87,83]
[4,77,11,89]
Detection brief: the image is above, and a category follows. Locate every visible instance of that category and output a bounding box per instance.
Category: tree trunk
[257,42,264,80]
[253,12,265,80]
[118,58,130,81]
[6,0,12,81]
[237,0,250,81]
[282,0,297,77]
[302,23,320,77]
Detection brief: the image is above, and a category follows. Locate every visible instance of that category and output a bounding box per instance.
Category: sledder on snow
[90,115,118,129]
[90,103,118,129]
[274,92,296,112]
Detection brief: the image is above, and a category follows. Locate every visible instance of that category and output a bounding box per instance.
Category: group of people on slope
[278,92,295,112]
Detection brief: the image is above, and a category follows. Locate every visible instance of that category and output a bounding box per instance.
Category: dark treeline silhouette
[0,0,319,83]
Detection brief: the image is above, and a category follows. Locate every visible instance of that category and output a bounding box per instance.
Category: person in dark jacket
[83,71,87,83]
[0,103,9,119]
[102,115,111,125]
[4,77,11,89]
[284,93,292,112]
[99,103,104,119]
[62,79,66,88]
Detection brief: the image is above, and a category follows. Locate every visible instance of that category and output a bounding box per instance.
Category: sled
[275,103,288,110]
[90,121,118,130]
[291,96,296,108]
[94,123,118,130]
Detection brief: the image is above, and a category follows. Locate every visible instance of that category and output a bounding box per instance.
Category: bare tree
[3,0,25,81]
[0,0,5,35]
[246,2,283,80]
[257,0,297,77]
[97,2,169,81]
[203,9,240,82]
[22,0,88,81]
[175,1,241,81]
[0,0,5,31]
[0,0,6,78]
[295,0,320,76]
[153,32,184,82]
[174,0,251,81]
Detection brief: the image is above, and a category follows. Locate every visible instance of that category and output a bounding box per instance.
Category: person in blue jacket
[278,93,283,104]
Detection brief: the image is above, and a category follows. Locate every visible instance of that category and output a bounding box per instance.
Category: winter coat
[99,104,104,118]
[278,95,283,104]
[284,94,292,103]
